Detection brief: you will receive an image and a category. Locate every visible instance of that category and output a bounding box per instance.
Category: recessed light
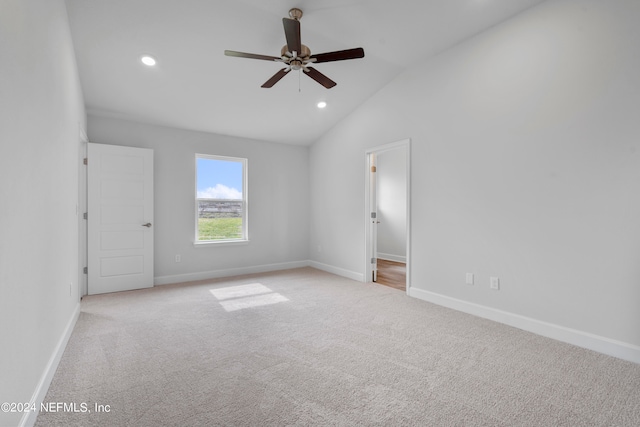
[140,55,157,66]
[317,101,327,109]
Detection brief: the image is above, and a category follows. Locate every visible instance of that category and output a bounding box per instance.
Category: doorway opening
[364,139,411,293]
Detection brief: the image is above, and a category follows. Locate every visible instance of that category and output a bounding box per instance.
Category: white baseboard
[156,259,365,286]
[377,253,406,263]
[409,287,640,364]
[154,260,311,285]
[21,303,81,427]
[308,261,364,282]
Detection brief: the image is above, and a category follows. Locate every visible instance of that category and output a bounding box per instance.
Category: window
[195,154,247,243]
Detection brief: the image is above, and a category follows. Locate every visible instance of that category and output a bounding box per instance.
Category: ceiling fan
[224,8,365,89]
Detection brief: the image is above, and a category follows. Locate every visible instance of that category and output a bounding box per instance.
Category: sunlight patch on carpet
[210,283,289,312]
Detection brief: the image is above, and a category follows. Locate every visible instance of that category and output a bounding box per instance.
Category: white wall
[87,115,310,284]
[309,0,640,359]
[376,147,407,262]
[0,1,85,426]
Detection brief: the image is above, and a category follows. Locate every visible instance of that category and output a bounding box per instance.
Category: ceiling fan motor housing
[281,44,311,69]
[281,44,310,58]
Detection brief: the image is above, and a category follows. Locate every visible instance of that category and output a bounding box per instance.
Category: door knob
[142,223,152,228]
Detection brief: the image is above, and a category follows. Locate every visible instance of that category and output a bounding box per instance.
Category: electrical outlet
[175,254,181,263]
[465,273,474,285]
[490,277,500,290]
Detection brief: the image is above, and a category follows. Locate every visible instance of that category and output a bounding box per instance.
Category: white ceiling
[65,0,546,145]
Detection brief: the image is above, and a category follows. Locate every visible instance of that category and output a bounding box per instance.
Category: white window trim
[194,154,248,245]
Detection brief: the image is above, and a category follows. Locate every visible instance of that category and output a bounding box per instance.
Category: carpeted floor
[35,267,640,426]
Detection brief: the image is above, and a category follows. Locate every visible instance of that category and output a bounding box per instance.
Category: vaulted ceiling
[65,0,546,145]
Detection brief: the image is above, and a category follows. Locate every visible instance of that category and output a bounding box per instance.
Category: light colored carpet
[35,267,640,426]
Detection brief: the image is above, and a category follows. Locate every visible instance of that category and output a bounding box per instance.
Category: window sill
[193,239,249,248]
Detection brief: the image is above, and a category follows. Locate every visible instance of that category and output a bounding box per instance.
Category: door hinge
[371,165,376,173]
[371,257,376,264]
[83,212,88,220]
[83,267,88,274]
[83,158,88,165]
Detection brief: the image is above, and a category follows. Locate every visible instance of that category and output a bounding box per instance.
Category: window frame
[194,153,248,246]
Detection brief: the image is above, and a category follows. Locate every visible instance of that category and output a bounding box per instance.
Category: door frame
[78,128,88,297]
[364,138,411,292]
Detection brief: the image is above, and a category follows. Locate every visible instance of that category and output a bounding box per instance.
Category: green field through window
[197,217,242,240]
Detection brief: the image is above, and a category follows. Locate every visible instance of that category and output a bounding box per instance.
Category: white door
[87,143,154,295]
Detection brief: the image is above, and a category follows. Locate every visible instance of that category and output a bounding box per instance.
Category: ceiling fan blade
[261,68,290,88]
[310,47,365,63]
[282,18,301,56]
[224,50,280,61]
[304,67,337,89]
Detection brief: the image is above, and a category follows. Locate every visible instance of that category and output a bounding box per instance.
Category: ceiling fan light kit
[224,8,364,89]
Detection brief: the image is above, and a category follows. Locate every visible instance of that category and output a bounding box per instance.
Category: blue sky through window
[197,158,243,199]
